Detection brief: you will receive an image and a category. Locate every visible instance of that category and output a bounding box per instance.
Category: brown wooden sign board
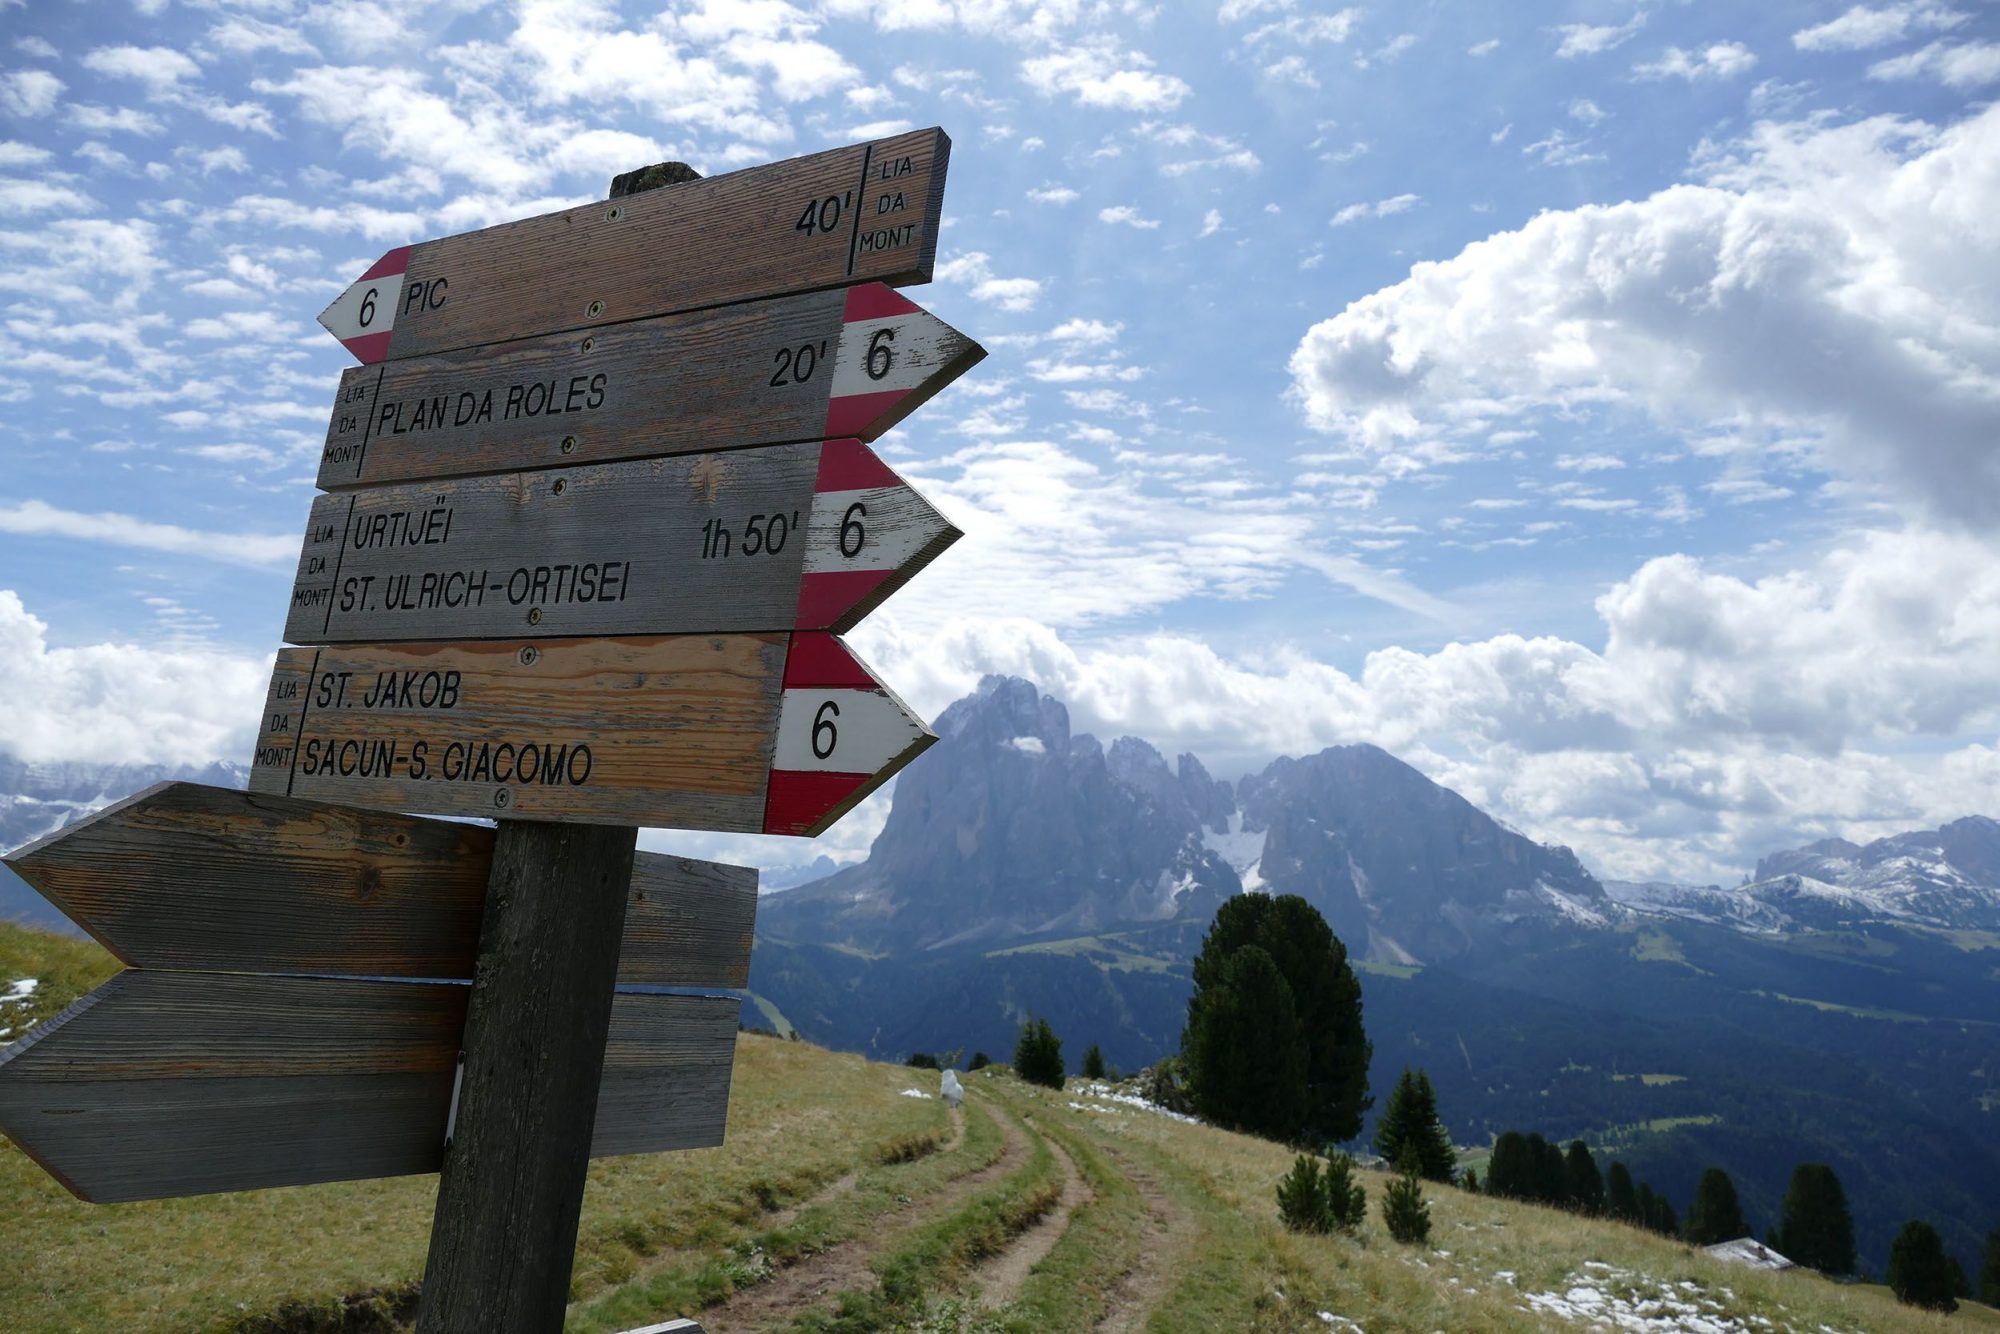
[319,283,982,490]
[319,128,949,365]
[249,632,932,835]
[0,971,736,1202]
[286,440,957,645]
[2,782,755,988]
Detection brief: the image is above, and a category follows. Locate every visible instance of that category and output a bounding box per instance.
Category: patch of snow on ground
[1537,881,1610,928]
[1517,1266,1851,1334]
[1203,812,1267,892]
[2,978,38,1003]
[899,1088,932,1099]
[1074,1080,1205,1125]
[1316,1316,1362,1331]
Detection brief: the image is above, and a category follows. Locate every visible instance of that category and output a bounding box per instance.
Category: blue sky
[2,0,1998,883]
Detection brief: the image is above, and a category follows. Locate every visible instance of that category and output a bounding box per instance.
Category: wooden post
[415,161,705,1334]
[415,821,637,1332]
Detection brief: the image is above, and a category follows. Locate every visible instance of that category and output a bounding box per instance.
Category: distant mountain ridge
[0,755,249,932]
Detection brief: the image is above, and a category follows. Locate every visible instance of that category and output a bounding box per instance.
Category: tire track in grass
[969,1115,1090,1311]
[1091,1146,1195,1334]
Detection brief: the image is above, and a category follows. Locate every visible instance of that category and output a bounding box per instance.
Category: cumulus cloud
[1288,104,2000,528]
[1868,40,2000,87]
[0,70,64,118]
[0,501,297,568]
[1021,40,1190,111]
[1554,13,1645,59]
[935,250,1043,311]
[1329,193,1418,226]
[1793,3,1966,51]
[1633,42,1758,81]
[1098,204,1161,228]
[0,592,267,767]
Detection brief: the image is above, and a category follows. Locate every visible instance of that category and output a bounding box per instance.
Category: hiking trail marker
[2,131,975,1334]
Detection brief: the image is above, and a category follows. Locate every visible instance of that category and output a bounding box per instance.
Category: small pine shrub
[1383,1166,1432,1244]
[1461,1166,1480,1194]
[1277,1155,1331,1233]
[1013,1017,1065,1089]
[1142,1057,1193,1114]
[968,1051,991,1071]
[904,1052,939,1069]
[1082,1043,1107,1079]
[1322,1151,1368,1232]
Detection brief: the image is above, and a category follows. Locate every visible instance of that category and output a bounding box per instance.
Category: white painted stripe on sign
[831,312,957,398]
[773,688,928,773]
[803,485,947,574]
[319,272,405,342]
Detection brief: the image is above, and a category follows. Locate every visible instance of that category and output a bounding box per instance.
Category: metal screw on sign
[560,436,577,454]
[581,336,596,353]
[517,646,539,666]
[586,300,605,318]
[492,789,510,810]
[526,608,542,626]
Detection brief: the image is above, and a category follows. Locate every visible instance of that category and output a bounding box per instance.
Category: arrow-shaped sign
[318,128,948,365]
[286,438,958,644]
[318,283,984,491]
[249,633,930,835]
[2,782,755,985]
[0,783,755,1202]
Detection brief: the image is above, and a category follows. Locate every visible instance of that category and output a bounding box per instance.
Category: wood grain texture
[316,285,980,490]
[250,633,788,829]
[284,442,958,644]
[0,969,737,1203]
[384,128,947,363]
[1,782,755,986]
[418,820,632,1334]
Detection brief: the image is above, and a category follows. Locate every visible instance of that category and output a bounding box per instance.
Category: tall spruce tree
[1182,894,1369,1142]
[1981,1228,2000,1307]
[1181,945,1307,1138]
[1013,1017,1065,1089]
[1647,1188,1680,1239]
[1487,1131,1531,1200]
[1606,1161,1639,1223]
[1373,1068,1457,1183]
[1887,1220,1958,1313]
[1081,1043,1107,1080]
[1777,1163,1857,1276]
[1685,1167,1749,1245]
[1564,1140,1604,1216]
[1635,1183,1659,1231]
[1527,1133,1569,1206]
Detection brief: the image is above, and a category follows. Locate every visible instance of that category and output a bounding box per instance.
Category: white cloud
[1868,40,2000,87]
[1468,38,1500,57]
[66,105,164,135]
[1200,208,1222,237]
[206,17,323,57]
[0,178,92,215]
[1793,3,1966,51]
[1555,453,1625,473]
[14,38,59,61]
[1027,184,1079,204]
[1569,98,1609,125]
[82,45,203,92]
[0,70,63,118]
[1330,193,1418,226]
[1554,12,1645,59]
[1633,42,1758,81]
[211,194,425,242]
[935,250,1043,311]
[1021,40,1191,112]
[0,500,296,568]
[1290,105,2000,528]
[1520,128,1601,166]
[1098,204,1161,229]
[0,591,267,767]
[0,142,49,168]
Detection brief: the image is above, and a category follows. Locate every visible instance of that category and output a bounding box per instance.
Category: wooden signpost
[319,284,982,489]
[318,129,948,364]
[0,784,753,1203]
[249,630,930,835]
[287,439,959,642]
[0,130,977,1334]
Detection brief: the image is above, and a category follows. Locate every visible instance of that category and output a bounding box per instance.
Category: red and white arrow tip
[800,439,959,633]
[823,284,985,440]
[764,634,933,837]
[317,247,411,364]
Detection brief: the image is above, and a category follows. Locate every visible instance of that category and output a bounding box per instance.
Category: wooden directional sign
[319,283,983,490]
[318,128,948,365]
[286,439,957,644]
[0,972,737,1202]
[2,782,756,986]
[0,783,756,1202]
[249,632,930,835]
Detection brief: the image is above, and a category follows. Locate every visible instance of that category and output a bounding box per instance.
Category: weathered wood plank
[317,283,982,490]
[285,440,958,643]
[418,819,633,1332]
[1,782,756,986]
[0,971,737,1202]
[247,632,932,834]
[319,129,949,365]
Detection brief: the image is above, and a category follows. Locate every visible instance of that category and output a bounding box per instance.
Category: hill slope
[1,923,1986,1332]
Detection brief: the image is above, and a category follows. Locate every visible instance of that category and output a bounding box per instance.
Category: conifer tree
[1646,1188,1680,1239]
[1777,1163,1857,1275]
[1564,1140,1604,1215]
[1013,1017,1065,1089]
[1981,1228,2000,1307]
[1461,1166,1479,1194]
[1182,945,1307,1138]
[1606,1161,1639,1223]
[1486,1131,1530,1200]
[1636,1182,1658,1230]
[1887,1220,1958,1313]
[1373,1068,1457,1182]
[1323,1151,1369,1232]
[1685,1167,1749,1245]
[1276,1155,1331,1234]
[1383,1155,1431,1244]
[1183,894,1369,1143]
[1082,1043,1107,1080]
[1527,1133,1569,1206]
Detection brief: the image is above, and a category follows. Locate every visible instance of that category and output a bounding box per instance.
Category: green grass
[984,936,1177,975]
[1756,989,1933,1022]
[0,920,121,1040]
[746,991,797,1037]
[1610,1072,1687,1086]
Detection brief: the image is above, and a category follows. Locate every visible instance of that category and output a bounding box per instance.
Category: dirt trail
[761,1101,969,1235]
[1092,1148,1196,1334]
[969,1115,1090,1311]
[702,1098,1029,1334]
